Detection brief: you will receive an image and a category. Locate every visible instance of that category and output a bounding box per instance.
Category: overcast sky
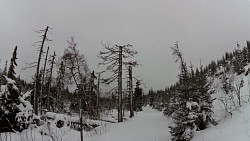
[1,0,250,93]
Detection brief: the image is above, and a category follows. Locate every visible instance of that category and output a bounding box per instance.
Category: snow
[186,102,192,110]
[192,102,250,141]
[88,106,171,141]
[3,75,16,85]
[22,90,32,100]
[0,106,171,141]
[186,101,199,111]
[46,112,57,120]
[3,75,19,91]
[2,65,250,141]
[1,98,250,141]
[191,69,250,141]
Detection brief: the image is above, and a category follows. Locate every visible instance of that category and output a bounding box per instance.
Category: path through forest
[89,106,171,141]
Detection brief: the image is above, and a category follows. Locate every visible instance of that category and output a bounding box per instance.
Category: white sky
[1,0,250,93]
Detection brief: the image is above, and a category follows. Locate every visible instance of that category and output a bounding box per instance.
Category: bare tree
[96,71,105,119]
[47,51,56,111]
[98,43,138,122]
[61,37,89,86]
[34,26,50,115]
[219,66,244,117]
[40,46,50,114]
[125,62,139,118]
[61,37,89,141]
[56,61,65,112]
[128,65,134,118]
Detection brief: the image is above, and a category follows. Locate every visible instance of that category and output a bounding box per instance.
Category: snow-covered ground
[1,102,250,141]
[88,106,171,141]
[192,102,250,141]
[192,67,250,141]
[0,106,171,141]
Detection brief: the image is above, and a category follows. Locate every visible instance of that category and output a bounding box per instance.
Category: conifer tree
[233,43,245,74]
[0,77,33,132]
[3,61,8,76]
[195,67,216,130]
[134,80,143,111]
[169,42,193,141]
[0,61,8,86]
[208,61,217,76]
[148,89,155,106]
[169,42,215,141]
[7,46,18,80]
[247,41,250,62]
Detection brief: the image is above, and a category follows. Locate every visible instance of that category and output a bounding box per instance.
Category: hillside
[192,64,250,141]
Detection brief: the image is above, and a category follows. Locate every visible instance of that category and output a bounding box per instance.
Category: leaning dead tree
[33,26,51,115]
[40,46,50,114]
[98,43,138,122]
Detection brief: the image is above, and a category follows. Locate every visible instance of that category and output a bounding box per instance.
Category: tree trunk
[118,46,123,122]
[47,51,56,112]
[34,26,49,115]
[79,99,83,141]
[129,65,134,118]
[40,46,49,115]
[97,73,100,119]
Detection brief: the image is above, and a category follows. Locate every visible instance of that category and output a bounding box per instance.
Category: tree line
[148,41,250,141]
[0,26,144,133]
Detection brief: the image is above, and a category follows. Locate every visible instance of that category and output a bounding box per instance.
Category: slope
[192,102,250,141]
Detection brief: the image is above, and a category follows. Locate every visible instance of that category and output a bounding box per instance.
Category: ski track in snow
[89,106,171,141]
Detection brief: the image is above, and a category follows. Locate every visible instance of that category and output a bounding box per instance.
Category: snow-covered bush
[163,100,179,116]
[169,102,198,141]
[169,100,216,141]
[0,76,33,132]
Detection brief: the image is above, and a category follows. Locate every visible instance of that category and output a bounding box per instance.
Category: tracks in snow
[89,106,171,141]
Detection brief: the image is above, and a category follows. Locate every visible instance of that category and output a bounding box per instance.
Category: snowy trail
[89,106,171,141]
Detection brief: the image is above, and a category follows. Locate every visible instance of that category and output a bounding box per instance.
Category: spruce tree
[0,61,8,86]
[195,67,216,130]
[247,41,250,62]
[134,80,143,111]
[148,89,155,106]
[0,76,33,132]
[170,45,194,141]
[7,46,18,80]
[233,43,245,74]
[169,42,216,141]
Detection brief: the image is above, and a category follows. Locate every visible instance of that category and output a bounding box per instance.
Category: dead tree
[125,62,139,118]
[34,26,50,115]
[128,65,134,118]
[47,51,56,111]
[56,61,65,112]
[61,37,89,110]
[40,46,50,114]
[61,37,89,141]
[96,71,105,119]
[98,43,138,122]
[87,71,97,118]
